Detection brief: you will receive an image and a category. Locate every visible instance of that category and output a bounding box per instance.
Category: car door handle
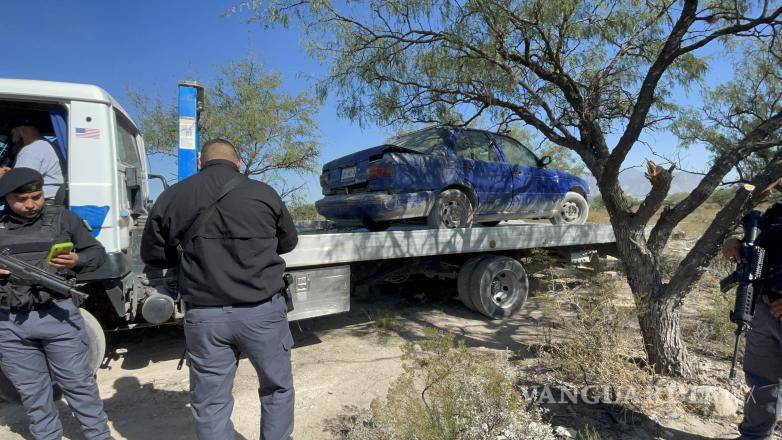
[513,168,523,175]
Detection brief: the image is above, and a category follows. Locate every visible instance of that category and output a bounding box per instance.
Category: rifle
[0,249,88,303]
[720,210,766,379]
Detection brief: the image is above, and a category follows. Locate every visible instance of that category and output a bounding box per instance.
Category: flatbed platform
[283,223,616,268]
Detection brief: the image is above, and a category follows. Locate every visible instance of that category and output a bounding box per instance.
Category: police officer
[141,139,298,440]
[723,202,782,440]
[0,168,110,440]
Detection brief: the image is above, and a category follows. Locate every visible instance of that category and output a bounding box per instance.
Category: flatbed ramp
[283,223,616,268]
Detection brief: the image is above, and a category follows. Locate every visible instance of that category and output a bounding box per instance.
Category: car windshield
[386,128,445,153]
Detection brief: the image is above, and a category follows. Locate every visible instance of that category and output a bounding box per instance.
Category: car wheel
[427,189,474,229]
[550,191,589,225]
[362,218,391,231]
[480,221,501,227]
[469,256,529,319]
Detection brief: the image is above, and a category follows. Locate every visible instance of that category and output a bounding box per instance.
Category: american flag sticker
[75,127,100,139]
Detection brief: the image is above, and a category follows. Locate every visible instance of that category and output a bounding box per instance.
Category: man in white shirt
[1,118,64,200]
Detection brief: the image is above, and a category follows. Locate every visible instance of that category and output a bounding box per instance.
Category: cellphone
[46,242,74,264]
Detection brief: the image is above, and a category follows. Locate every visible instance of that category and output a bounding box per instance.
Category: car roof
[0,78,137,127]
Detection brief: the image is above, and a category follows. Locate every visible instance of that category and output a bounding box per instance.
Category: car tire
[456,255,490,311]
[0,308,102,404]
[469,256,529,319]
[479,221,501,227]
[362,218,392,231]
[550,191,589,225]
[427,189,474,229]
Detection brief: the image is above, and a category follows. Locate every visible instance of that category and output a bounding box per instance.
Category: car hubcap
[561,201,580,222]
[442,200,464,228]
[490,270,519,308]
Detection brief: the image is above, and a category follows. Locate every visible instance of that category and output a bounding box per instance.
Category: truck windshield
[386,128,445,153]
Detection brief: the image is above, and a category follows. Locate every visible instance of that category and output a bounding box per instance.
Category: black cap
[0,168,44,197]
[8,115,36,129]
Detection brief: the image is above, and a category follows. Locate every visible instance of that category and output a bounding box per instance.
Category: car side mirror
[539,156,552,167]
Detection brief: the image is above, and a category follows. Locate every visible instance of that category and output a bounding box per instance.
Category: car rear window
[386,128,445,153]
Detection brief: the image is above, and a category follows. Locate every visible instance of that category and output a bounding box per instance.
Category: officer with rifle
[0,168,111,440]
[722,201,782,440]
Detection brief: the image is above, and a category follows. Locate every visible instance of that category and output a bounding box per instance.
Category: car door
[492,134,559,215]
[450,130,511,214]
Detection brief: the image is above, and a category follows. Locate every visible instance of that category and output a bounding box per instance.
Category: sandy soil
[0,279,747,440]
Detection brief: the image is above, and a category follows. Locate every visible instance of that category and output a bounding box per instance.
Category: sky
[0,0,722,202]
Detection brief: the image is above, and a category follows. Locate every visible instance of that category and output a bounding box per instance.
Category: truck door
[113,111,144,250]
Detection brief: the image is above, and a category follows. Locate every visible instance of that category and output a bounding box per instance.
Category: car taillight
[367,162,395,180]
[320,171,330,187]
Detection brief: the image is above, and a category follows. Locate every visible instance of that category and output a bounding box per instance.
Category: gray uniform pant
[0,298,110,440]
[184,294,295,440]
[739,302,782,439]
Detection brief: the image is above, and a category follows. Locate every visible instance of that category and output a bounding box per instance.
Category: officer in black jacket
[723,202,782,440]
[0,168,110,440]
[141,139,298,440]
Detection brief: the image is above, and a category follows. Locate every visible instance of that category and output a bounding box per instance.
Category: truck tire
[550,191,589,225]
[81,308,106,374]
[427,189,474,229]
[456,255,490,311]
[469,256,529,319]
[0,308,103,404]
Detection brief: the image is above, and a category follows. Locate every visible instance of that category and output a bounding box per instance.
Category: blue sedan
[315,127,590,230]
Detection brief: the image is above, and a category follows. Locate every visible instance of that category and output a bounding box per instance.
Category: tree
[129,56,320,199]
[242,0,782,376]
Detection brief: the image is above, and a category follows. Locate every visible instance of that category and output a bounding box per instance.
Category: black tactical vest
[759,203,782,299]
[0,206,65,307]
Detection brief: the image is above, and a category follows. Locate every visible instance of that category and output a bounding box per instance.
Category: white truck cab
[0,79,152,253]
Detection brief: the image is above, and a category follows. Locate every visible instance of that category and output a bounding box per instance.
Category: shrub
[329,329,556,440]
[539,274,654,408]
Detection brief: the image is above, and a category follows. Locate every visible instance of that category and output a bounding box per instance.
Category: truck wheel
[80,308,106,374]
[469,256,529,319]
[550,191,589,225]
[427,189,474,229]
[457,255,489,311]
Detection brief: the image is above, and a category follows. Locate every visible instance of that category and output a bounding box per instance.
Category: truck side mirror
[539,156,552,167]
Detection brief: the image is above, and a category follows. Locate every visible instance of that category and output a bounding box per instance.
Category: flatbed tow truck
[0,78,617,400]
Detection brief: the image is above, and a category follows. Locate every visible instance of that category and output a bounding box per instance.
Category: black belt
[185,294,278,310]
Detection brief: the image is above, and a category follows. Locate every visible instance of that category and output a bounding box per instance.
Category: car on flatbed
[316,127,590,230]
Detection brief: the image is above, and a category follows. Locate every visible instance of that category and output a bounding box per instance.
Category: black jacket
[758,203,782,294]
[141,160,298,306]
[0,206,106,305]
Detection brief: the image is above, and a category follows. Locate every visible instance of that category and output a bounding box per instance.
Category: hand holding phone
[46,242,76,269]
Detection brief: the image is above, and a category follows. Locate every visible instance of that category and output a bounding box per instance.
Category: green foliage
[707,187,737,207]
[331,328,556,440]
[129,56,320,198]
[289,203,322,221]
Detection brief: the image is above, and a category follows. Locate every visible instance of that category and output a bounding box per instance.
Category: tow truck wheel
[457,255,489,311]
[0,308,104,404]
[81,308,106,374]
[469,256,529,319]
[427,189,474,229]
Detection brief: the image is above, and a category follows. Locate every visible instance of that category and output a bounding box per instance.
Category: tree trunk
[637,292,692,377]
[611,222,692,377]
